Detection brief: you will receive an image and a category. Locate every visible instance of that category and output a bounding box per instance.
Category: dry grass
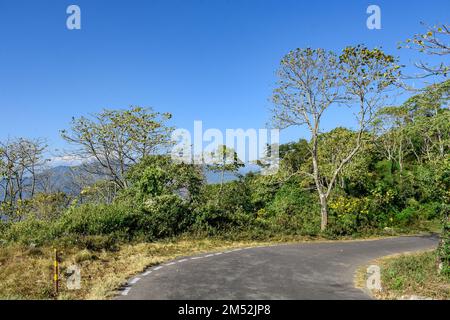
[1,232,439,300]
[0,236,308,300]
[355,250,450,300]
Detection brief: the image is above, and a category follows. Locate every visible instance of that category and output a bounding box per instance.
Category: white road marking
[129,277,141,284]
[122,245,270,295]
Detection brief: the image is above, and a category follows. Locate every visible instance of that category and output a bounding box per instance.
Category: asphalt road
[117,235,439,300]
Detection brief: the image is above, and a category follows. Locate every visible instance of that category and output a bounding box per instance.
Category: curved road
[117,235,438,300]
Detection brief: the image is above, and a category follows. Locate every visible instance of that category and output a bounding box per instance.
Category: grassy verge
[0,228,439,300]
[0,235,319,300]
[356,250,450,300]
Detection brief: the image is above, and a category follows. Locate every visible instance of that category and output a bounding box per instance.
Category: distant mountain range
[0,164,260,199]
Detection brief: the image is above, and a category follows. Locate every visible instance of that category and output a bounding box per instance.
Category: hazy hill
[0,164,260,199]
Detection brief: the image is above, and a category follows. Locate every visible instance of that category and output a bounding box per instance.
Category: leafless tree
[61,106,173,189]
[271,46,401,231]
[402,23,449,78]
[0,137,47,206]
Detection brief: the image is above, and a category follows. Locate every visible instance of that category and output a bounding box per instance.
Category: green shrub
[395,207,418,226]
[138,194,190,240]
[394,201,443,227]
[438,213,450,277]
[27,192,71,220]
[53,202,140,238]
[124,155,204,203]
[328,195,372,235]
[193,203,253,235]
[192,180,255,234]
[1,217,53,245]
[0,221,8,240]
[266,183,320,235]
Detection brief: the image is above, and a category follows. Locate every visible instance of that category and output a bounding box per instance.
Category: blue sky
[0,0,448,158]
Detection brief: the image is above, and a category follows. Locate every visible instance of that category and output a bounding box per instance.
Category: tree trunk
[311,134,329,232]
[220,168,225,191]
[319,194,328,231]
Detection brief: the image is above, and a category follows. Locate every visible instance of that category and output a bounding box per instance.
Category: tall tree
[61,106,173,189]
[206,145,244,195]
[401,80,449,162]
[271,46,401,231]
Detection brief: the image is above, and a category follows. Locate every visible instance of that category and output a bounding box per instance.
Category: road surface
[117,235,439,300]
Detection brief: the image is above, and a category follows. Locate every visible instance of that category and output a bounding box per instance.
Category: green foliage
[328,195,371,235]
[193,181,254,234]
[26,192,71,220]
[138,194,190,240]
[278,139,310,174]
[382,251,449,299]
[206,145,244,196]
[193,203,252,235]
[245,173,280,211]
[438,213,450,276]
[54,203,139,239]
[61,106,173,189]
[339,45,401,91]
[1,62,448,247]
[265,182,320,235]
[124,155,204,203]
[0,217,53,245]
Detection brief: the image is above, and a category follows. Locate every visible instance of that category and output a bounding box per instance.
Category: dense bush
[264,182,320,235]
[27,192,71,220]
[328,195,371,235]
[1,217,54,245]
[0,145,446,246]
[438,211,450,276]
[123,155,204,203]
[138,194,191,240]
[192,181,254,234]
[54,202,140,239]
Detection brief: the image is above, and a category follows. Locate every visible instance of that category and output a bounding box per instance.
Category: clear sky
[0,0,449,159]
